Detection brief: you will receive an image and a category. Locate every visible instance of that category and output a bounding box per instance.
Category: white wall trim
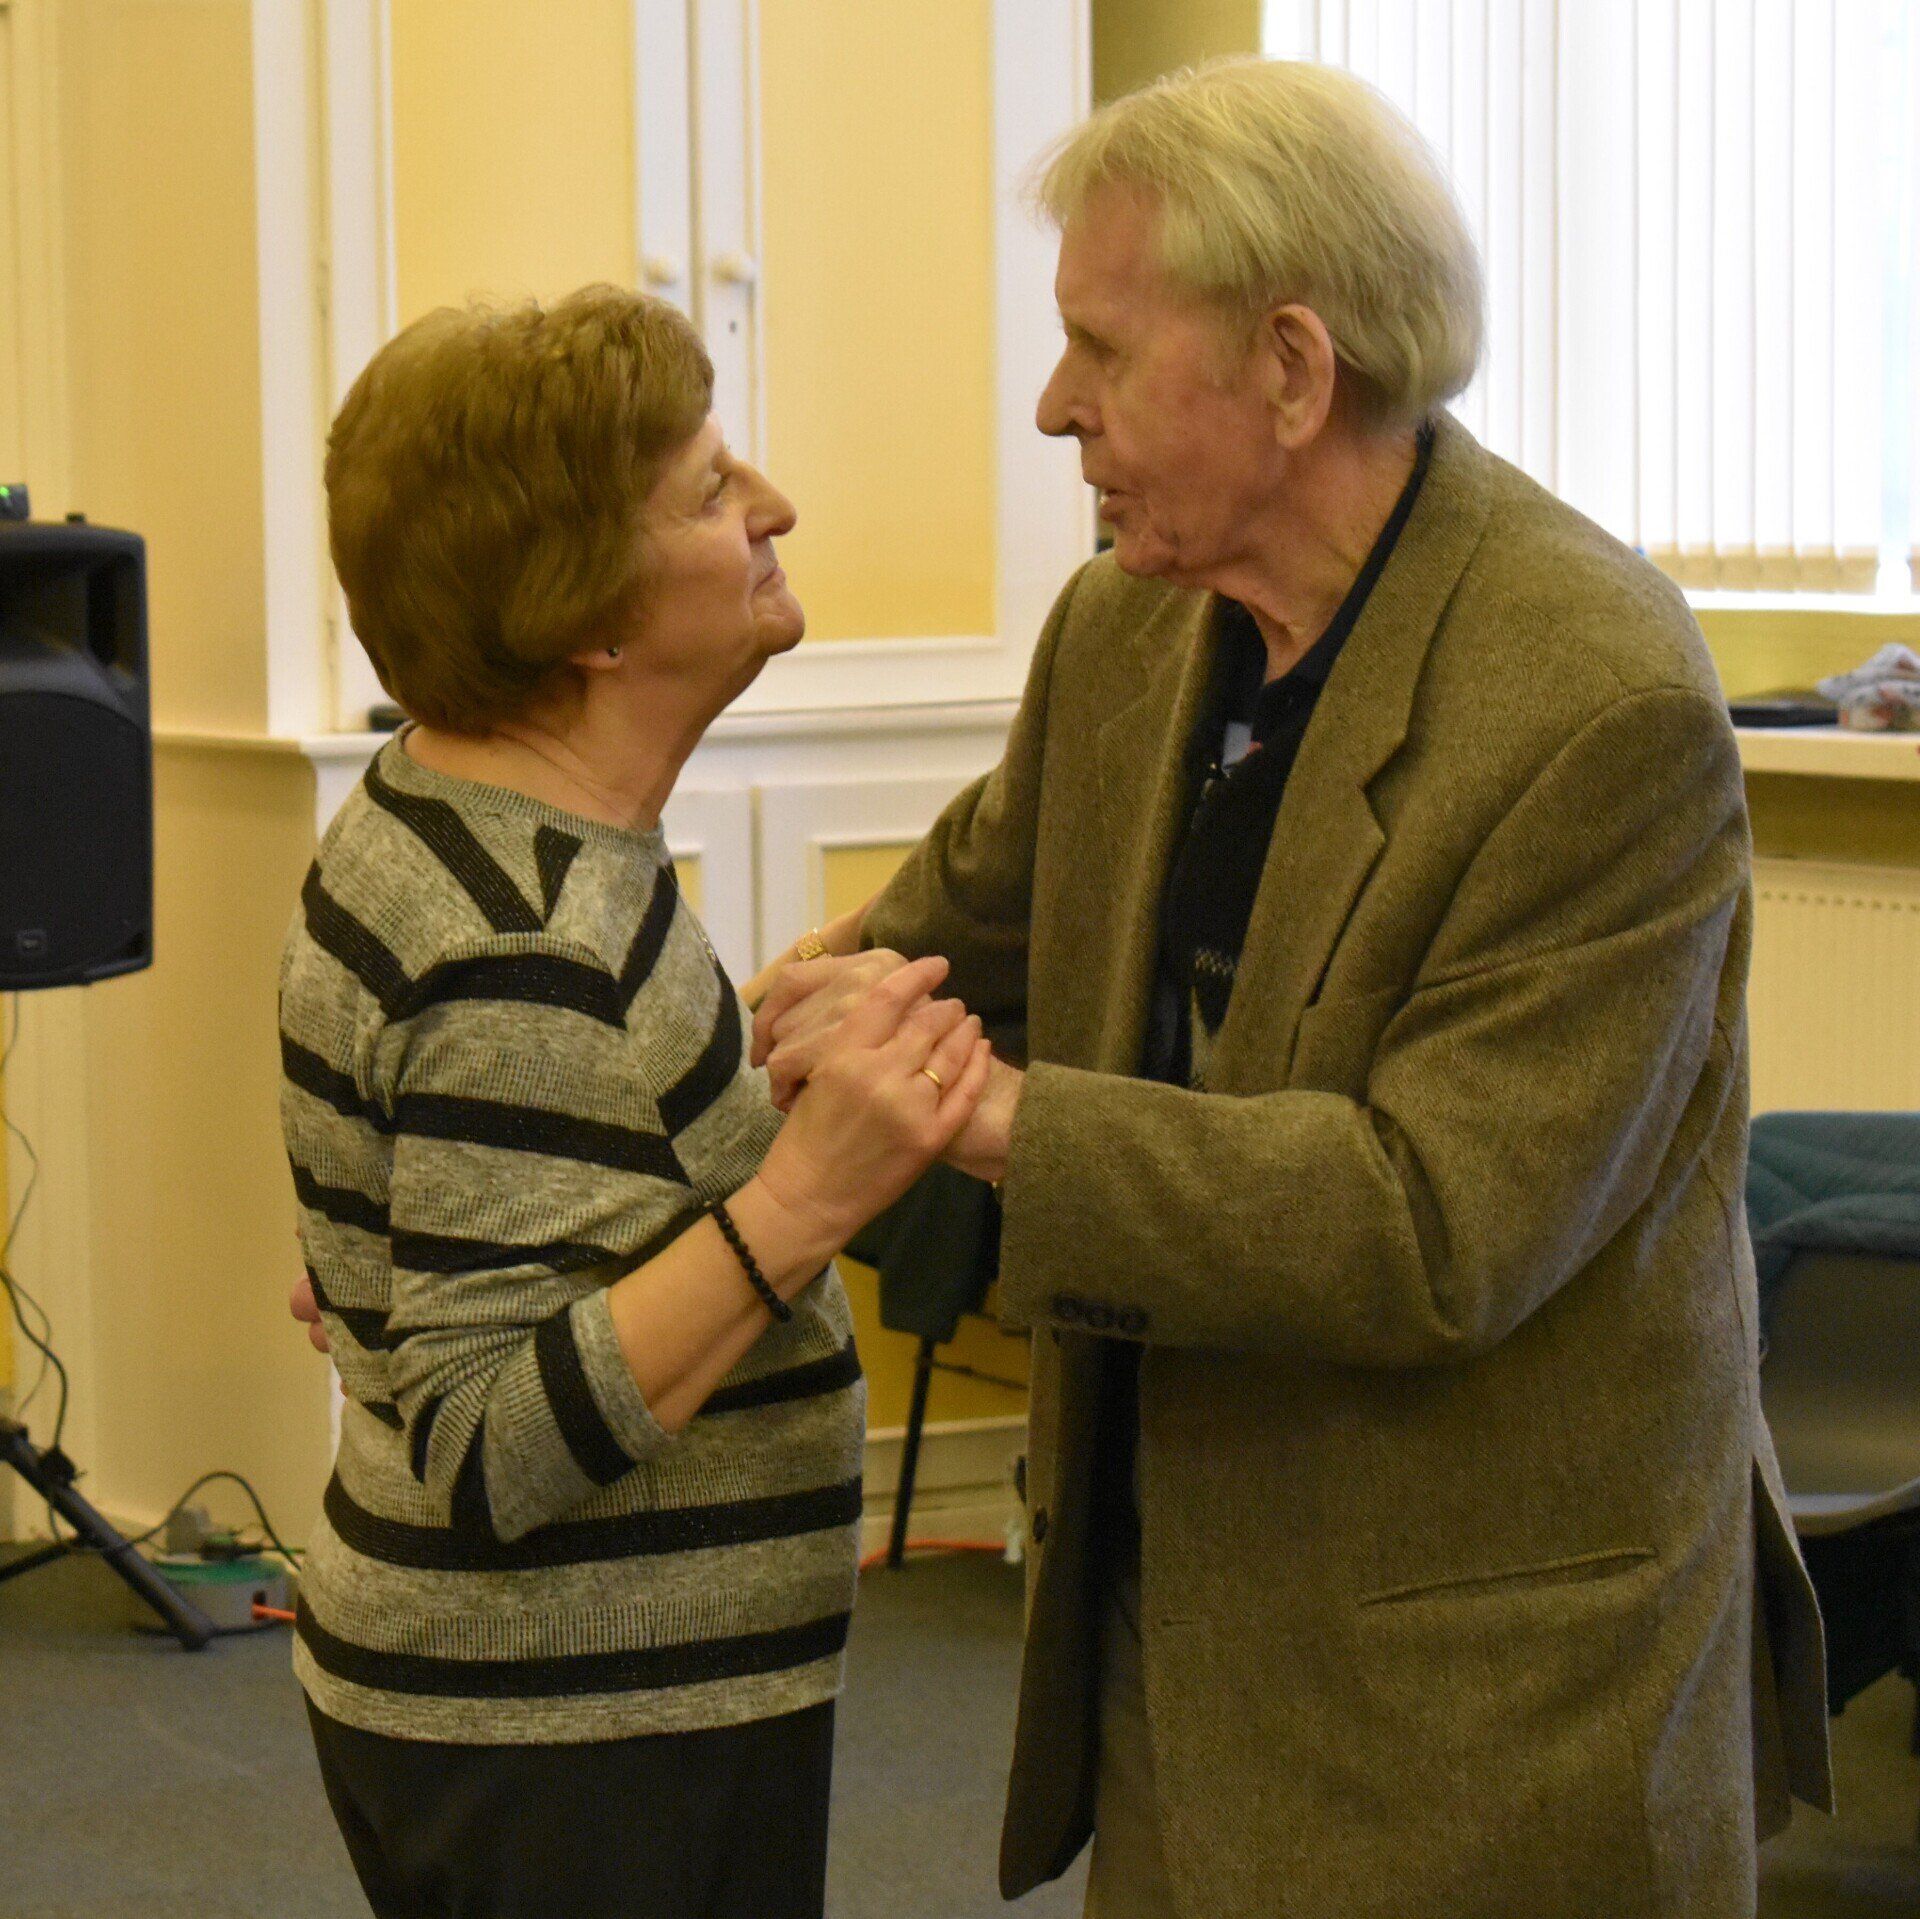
[658,785,756,979]
[859,1413,1026,1561]
[756,772,997,968]
[688,0,765,462]
[261,701,1011,964]
[252,0,332,738]
[634,0,695,313]
[320,0,398,729]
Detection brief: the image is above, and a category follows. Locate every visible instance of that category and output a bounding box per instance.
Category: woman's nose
[746,467,797,538]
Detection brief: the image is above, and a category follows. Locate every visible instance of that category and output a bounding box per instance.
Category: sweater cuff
[569,1286,673,1466]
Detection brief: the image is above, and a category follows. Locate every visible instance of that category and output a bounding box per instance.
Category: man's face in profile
[1035,184,1283,592]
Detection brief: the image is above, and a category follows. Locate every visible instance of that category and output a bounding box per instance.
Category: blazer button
[1031,1507,1049,1544]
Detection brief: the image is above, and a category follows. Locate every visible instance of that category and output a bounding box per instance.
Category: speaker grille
[0,692,152,987]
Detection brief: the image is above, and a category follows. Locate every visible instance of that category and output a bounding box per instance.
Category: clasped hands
[750,950,1023,1189]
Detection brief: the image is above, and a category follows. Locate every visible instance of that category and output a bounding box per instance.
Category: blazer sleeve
[993,684,1749,1368]
[859,562,1089,1020]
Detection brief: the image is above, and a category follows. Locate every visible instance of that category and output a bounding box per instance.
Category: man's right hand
[750,947,919,1110]
[290,1272,331,1355]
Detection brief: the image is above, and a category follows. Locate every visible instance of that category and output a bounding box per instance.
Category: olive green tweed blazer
[865,414,1832,1919]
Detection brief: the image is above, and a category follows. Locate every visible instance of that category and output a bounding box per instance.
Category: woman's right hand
[749,955,992,1247]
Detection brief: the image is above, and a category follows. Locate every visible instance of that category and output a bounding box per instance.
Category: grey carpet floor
[0,1543,1914,1917]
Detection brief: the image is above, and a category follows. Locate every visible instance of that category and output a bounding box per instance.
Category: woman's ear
[567,640,627,673]
[1257,302,1339,451]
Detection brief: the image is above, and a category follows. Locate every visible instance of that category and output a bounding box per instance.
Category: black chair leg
[886,1337,938,1570]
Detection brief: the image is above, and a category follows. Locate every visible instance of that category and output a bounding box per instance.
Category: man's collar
[1209,421,1435,738]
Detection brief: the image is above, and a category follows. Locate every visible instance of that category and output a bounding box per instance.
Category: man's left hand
[943,1054,1023,1186]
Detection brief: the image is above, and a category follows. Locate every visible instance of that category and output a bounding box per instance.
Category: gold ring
[794,929,829,962]
[918,1065,944,1091]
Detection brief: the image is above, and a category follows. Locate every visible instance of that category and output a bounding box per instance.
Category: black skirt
[306,1696,835,1919]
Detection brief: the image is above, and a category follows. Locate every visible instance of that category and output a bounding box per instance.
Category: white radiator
[1749,859,1920,1115]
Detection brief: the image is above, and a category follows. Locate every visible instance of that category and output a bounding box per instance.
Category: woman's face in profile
[626,414,805,692]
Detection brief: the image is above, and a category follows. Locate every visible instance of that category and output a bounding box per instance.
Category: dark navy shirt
[1093,426,1433,1563]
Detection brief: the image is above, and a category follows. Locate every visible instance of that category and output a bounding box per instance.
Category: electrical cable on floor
[1,994,303,1585]
[859,1539,1011,1574]
[1,994,67,1455]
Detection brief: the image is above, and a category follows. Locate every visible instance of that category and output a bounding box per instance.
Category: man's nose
[1035,358,1085,440]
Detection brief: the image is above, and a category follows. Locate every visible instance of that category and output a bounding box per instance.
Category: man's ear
[1257,303,1339,451]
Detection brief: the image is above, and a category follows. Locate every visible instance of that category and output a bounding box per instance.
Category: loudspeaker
[0,520,153,990]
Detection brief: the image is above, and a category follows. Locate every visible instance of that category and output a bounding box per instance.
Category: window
[1264,0,1918,598]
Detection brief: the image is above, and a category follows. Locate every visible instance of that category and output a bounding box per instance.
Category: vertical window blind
[1262,0,1913,595]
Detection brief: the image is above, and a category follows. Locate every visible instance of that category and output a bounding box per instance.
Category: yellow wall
[1698,606,1920,866]
[1094,0,1261,101]
[56,0,267,733]
[821,844,1032,1432]
[379,0,1000,645]
[389,0,636,323]
[759,0,998,642]
[62,746,334,1530]
[1696,605,1920,702]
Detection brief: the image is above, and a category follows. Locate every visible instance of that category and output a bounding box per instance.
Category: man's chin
[1108,530,1177,579]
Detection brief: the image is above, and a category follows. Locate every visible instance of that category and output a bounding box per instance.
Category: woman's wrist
[816,900,868,957]
[725,1172,846,1302]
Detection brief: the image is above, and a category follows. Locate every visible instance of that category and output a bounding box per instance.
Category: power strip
[139,1553,291,1634]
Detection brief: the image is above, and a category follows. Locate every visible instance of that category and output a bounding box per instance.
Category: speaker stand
[0,1418,215,1649]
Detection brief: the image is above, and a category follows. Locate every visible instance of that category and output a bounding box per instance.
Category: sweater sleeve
[376,939,699,1543]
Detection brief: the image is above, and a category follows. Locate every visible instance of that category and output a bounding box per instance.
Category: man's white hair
[1036,58,1484,427]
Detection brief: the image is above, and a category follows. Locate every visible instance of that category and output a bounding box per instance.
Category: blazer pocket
[1358,1544,1655,1610]
[1350,1546,1661,1916]
[1288,982,1405,1095]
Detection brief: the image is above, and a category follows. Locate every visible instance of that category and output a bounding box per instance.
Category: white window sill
[1735,726,1920,783]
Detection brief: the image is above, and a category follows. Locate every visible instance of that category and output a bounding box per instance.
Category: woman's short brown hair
[326,285,714,733]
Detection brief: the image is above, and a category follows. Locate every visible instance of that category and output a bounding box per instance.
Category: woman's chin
[759,602,806,654]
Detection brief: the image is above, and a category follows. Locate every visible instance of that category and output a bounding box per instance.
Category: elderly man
[754,58,1831,1919]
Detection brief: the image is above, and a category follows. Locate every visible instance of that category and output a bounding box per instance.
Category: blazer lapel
[1210,413,1500,1088]
[1092,588,1220,1074]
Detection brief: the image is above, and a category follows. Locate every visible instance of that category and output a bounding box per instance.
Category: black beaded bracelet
[711,1201,792,1323]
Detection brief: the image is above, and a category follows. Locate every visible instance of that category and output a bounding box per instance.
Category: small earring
[606,646,622,661]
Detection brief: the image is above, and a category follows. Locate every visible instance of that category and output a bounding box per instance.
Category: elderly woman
[279,286,989,1919]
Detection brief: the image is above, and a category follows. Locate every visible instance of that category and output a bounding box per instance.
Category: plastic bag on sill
[1815,644,1920,732]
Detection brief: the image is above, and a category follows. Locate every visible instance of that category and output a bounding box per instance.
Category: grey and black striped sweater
[279,734,864,1743]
